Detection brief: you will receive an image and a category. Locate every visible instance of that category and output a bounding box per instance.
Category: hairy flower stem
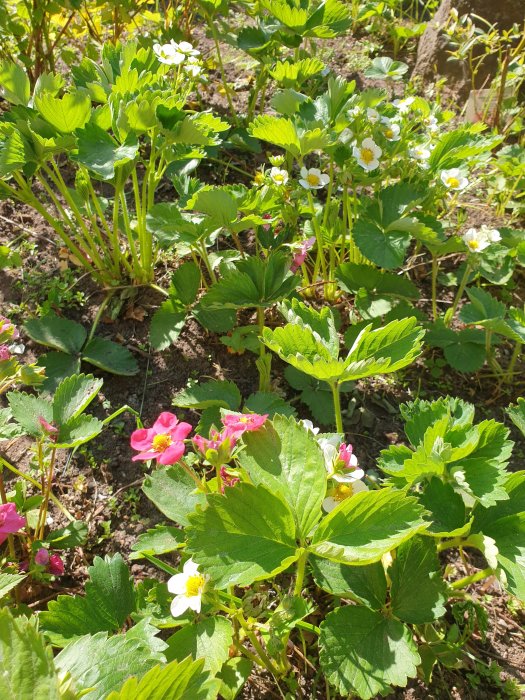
[431,254,439,320]
[293,550,309,597]
[330,383,344,434]
[257,307,271,392]
[236,611,280,677]
[178,459,207,492]
[36,446,57,542]
[0,457,74,522]
[450,567,494,590]
[506,342,522,383]
[307,191,327,292]
[445,263,471,327]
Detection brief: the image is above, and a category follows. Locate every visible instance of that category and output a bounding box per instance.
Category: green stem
[178,459,206,492]
[307,190,327,287]
[257,306,270,392]
[44,163,109,273]
[506,342,522,383]
[87,292,114,343]
[445,263,471,327]
[0,457,75,522]
[450,567,494,590]
[236,612,280,677]
[431,254,439,321]
[293,549,309,597]
[198,240,217,285]
[330,382,343,434]
[206,13,238,126]
[37,447,56,541]
[141,552,180,576]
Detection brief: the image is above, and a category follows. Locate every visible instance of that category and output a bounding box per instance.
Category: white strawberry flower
[366,107,380,123]
[382,122,401,142]
[153,42,185,66]
[393,96,415,114]
[299,167,330,190]
[318,436,340,474]
[462,227,500,253]
[174,40,200,57]
[269,167,289,186]
[409,145,431,161]
[440,168,468,191]
[482,226,501,243]
[353,138,382,171]
[301,419,320,435]
[183,56,202,78]
[168,558,208,617]
[424,115,439,133]
[322,479,369,512]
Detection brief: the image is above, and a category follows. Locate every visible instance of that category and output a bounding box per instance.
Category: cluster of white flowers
[153,40,202,77]
[462,226,501,253]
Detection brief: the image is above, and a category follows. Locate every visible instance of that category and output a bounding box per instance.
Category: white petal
[299,179,310,189]
[322,497,338,512]
[188,595,202,613]
[183,559,199,576]
[332,468,365,483]
[300,167,308,178]
[170,595,190,617]
[167,573,187,594]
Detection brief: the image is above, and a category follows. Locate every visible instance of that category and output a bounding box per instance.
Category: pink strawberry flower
[35,548,50,566]
[38,416,58,440]
[290,236,316,273]
[130,412,192,465]
[193,428,236,458]
[338,443,359,470]
[219,466,240,492]
[0,503,26,545]
[0,345,10,361]
[0,317,18,339]
[48,553,64,576]
[222,412,268,438]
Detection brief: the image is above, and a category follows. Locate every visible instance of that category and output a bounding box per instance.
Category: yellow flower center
[385,129,393,139]
[152,433,172,452]
[468,240,479,251]
[447,177,460,188]
[273,173,284,183]
[360,148,374,164]
[254,172,264,185]
[306,173,320,186]
[333,483,354,501]
[185,574,206,597]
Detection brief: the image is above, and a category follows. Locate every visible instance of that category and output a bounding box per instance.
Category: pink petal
[152,412,180,433]
[170,421,192,441]
[132,450,162,461]
[157,443,185,465]
[130,428,154,451]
